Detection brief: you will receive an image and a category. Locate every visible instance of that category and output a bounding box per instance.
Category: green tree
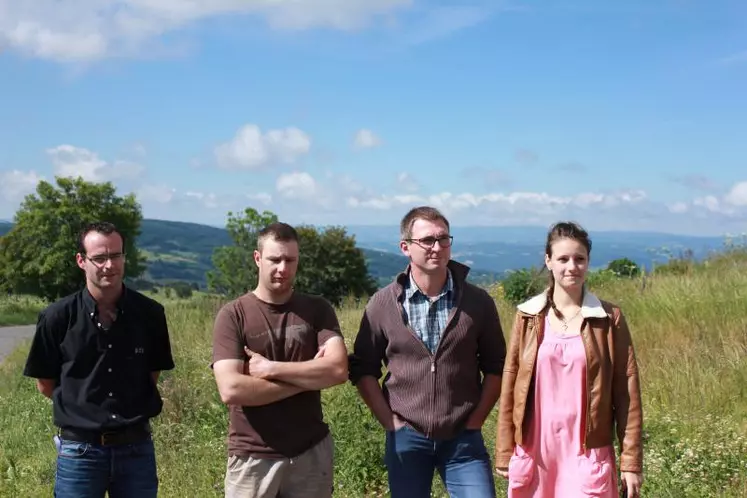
[295,225,377,305]
[206,207,278,296]
[170,281,194,299]
[208,207,377,304]
[0,177,145,300]
[501,266,546,305]
[607,257,641,277]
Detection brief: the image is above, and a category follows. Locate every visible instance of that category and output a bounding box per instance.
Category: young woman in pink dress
[494,222,644,498]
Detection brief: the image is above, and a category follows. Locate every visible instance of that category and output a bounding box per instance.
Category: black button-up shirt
[23,285,175,432]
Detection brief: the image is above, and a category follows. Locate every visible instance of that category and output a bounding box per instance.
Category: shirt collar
[516,287,608,318]
[82,284,129,317]
[406,268,454,300]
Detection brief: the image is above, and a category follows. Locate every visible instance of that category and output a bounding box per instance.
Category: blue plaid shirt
[402,269,456,354]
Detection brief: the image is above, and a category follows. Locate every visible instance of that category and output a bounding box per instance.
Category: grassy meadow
[0,295,46,327]
[1,250,747,497]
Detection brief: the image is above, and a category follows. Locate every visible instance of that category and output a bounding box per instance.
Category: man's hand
[464,413,485,430]
[621,471,642,497]
[494,467,508,479]
[244,347,276,380]
[314,344,327,359]
[243,344,333,379]
[385,412,406,432]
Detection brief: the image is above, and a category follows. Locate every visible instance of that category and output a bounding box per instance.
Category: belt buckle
[100,432,116,446]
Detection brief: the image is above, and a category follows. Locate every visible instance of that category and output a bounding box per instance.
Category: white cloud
[47,145,145,182]
[402,5,492,45]
[335,174,367,195]
[0,0,412,62]
[724,181,747,207]
[353,129,382,149]
[716,50,747,66]
[138,186,245,210]
[184,191,221,209]
[214,124,311,170]
[276,171,319,200]
[671,174,718,192]
[463,166,510,188]
[0,169,43,201]
[668,202,689,214]
[131,143,147,157]
[138,184,176,204]
[693,195,723,213]
[247,192,272,205]
[396,172,419,192]
[515,148,538,166]
[340,189,651,216]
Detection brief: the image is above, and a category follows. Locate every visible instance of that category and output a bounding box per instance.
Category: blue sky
[1,0,746,236]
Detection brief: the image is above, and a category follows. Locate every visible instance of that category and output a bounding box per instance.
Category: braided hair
[544,221,592,317]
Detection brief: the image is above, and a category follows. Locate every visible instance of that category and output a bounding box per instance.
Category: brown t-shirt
[212,291,343,459]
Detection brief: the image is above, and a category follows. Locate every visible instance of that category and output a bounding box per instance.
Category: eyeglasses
[85,253,126,266]
[406,235,454,249]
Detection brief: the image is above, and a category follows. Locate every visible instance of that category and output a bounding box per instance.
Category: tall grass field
[0,295,46,327]
[1,251,746,497]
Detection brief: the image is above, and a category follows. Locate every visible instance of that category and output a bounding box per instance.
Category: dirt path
[0,325,35,363]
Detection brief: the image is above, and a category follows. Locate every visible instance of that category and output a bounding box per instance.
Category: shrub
[170,282,194,299]
[585,268,620,290]
[607,257,641,277]
[501,267,546,305]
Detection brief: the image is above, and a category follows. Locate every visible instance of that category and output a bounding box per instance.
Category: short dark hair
[77,222,125,254]
[257,222,298,251]
[400,206,450,240]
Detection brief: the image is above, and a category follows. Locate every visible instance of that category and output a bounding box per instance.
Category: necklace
[559,307,582,331]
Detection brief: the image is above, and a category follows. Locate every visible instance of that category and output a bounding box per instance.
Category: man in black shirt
[23,221,175,498]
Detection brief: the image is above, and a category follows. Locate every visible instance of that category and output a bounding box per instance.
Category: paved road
[0,325,34,363]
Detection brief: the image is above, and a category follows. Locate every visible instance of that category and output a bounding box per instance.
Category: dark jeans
[54,436,158,498]
[385,426,496,498]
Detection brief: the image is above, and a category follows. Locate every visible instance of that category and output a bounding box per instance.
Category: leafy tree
[0,177,145,300]
[607,257,641,277]
[295,226,377,305]
[208,207,377,305]
[169,281,194,299]
[501,267,546,305]
[206,208,278,296]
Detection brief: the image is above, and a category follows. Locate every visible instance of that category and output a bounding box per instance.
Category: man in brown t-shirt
[211,222,348,498]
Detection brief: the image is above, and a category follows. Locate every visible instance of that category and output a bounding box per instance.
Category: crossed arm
[213,336,349,407]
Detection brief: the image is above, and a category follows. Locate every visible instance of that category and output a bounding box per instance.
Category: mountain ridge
[0,218,730,289]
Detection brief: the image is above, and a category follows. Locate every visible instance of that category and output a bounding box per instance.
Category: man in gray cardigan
[349,206,506,498]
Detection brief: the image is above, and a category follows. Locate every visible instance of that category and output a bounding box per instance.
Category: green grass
[1,252,747,496]
[0,295,46,326]
[141,249,199,264]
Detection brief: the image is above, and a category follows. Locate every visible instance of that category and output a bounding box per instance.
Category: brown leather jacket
[494,290,643,473]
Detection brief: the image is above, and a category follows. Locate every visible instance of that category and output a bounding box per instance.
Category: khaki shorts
[224,434,334,498]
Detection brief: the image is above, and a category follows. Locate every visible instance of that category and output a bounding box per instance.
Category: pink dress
[508,316,618,497]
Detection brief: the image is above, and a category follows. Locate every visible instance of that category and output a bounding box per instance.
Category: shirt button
[108,368,112,372]
[108,344,112,348]
[111,414,117,419]
[108,392,113,397]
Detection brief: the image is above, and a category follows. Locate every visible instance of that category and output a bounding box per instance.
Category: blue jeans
[54,436,158,498]
[385,426,496,498]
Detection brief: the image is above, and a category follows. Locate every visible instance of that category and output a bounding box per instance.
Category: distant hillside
[346,225,727,276]
[2,218,727,290]
[0,219,500,289]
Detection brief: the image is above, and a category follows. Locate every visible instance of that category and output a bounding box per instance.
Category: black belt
[59,422,151,446]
